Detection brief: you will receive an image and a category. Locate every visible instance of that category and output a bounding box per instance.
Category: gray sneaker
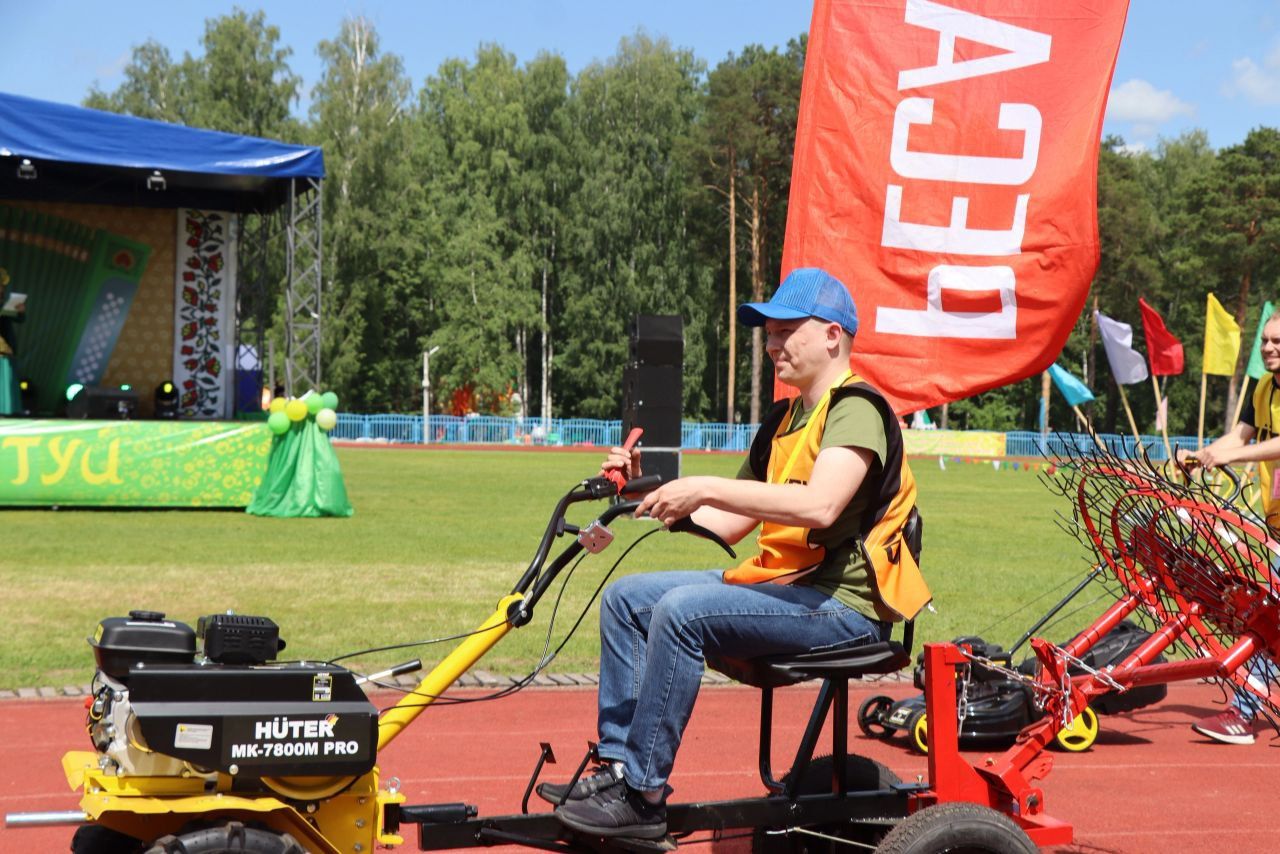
[555,781,667,839]
[536,763,624,804]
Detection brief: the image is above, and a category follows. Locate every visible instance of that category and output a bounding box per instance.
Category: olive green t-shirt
[736,395,889,620]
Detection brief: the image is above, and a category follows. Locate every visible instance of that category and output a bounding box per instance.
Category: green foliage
[84,16,1280,433]
[310,17,415,410]
[556,35,710,418]
[85,9,300,140]
[84,40,189,122]
[0,448,1086,689]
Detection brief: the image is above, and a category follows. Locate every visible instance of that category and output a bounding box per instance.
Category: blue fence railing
[332,414,1197,459]
[330,414,758,450]
[1003,431,1199,462]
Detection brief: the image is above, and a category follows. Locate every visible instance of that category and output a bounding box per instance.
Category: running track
[3,680,1274,853]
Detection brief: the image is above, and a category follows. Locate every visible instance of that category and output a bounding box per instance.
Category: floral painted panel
[173,209,237,418]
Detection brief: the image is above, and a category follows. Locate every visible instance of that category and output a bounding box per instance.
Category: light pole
[422,346,440,444]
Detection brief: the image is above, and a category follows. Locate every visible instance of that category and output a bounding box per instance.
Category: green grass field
[0,448,1101,690]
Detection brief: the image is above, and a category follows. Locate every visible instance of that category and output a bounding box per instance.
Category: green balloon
[306,393,325,415]
[321,391,339,411]
[316,408,338,431]
[267,411,290,435]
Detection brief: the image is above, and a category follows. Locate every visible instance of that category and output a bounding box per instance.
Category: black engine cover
[128,662,379,778]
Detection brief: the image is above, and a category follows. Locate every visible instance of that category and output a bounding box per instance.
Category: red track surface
[3,680,1275,853]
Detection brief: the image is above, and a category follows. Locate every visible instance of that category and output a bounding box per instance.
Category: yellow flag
[1203,293,1241,376]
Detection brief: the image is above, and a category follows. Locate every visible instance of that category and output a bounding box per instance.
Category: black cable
[326,622,509,665]
[370,526,663,712]
[967,571,1097,645]
[328,479,595,668]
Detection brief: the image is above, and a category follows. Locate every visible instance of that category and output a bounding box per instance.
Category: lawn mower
[858,605,1169,755]
[6,438,1279,854]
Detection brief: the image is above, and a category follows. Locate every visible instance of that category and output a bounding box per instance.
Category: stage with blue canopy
[0,91,323,212]
[0,93,338,512]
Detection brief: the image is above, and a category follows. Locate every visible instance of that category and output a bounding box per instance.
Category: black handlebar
[668,515,737,559]
[1217,464,1243,503]
[1174,456,1244,504]
[510,471,737,617]
[621,474,664,495]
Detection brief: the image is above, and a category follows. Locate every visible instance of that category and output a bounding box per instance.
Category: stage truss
[237,177,323,397]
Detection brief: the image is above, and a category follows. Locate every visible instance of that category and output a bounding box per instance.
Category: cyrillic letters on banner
[782,0,1130,412]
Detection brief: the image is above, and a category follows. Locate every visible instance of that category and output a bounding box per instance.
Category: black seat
[706,638,911,798]
[709,641,910,689]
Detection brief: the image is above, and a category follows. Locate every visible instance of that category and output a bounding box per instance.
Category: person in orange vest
[549,268,929,839]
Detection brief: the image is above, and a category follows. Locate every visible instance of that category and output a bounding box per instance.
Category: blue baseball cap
[737,268,858,336]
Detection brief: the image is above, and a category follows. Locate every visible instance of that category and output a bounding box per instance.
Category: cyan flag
[1049,363,1095,408]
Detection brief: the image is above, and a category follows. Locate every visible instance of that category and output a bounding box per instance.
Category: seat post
[758,686,783,793]
[782,680,835,800]
[831,677,848,796]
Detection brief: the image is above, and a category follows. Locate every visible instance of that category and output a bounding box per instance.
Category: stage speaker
[623,365,682,447]
[638,449,681,485]
[629,314,683,367]
[623,315,683,483]
[67,385,140,420]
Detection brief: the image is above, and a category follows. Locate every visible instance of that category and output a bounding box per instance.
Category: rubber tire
[71,825,147,854]
[143,822,306,854]
[751,754,902,854]
[1052,705,1099,752]
[875,802,1038,854]
[908,709,929,755]
[857,695,896,739]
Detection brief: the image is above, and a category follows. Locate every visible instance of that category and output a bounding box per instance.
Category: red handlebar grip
[604,428,645,490]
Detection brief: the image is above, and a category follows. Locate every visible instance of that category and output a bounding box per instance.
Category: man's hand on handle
[601,444,643,481]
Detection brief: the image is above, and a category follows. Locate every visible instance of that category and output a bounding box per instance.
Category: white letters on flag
[780,0,1130,412]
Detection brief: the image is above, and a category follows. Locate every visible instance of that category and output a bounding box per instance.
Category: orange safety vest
[722,375,931,622]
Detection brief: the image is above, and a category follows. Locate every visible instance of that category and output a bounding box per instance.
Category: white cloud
[96,51,130,81]
[1115,141,1148,156]
[1106,79,1196,124]
[1225,41,1280,105]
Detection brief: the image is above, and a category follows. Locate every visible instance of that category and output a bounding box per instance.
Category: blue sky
[2,2,1278,151]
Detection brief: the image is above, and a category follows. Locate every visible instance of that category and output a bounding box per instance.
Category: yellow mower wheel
[909,710,929,754]
[1053,706,1099,752]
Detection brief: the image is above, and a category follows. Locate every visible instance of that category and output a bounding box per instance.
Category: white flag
[1095,311,1149,386]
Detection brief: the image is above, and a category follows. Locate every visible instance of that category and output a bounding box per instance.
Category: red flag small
[1138,298,1185,376]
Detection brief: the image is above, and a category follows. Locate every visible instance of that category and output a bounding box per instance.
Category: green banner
[0,419,270,507]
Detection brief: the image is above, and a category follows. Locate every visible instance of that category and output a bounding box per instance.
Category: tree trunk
[541,226,556,426]
[516,325,527,420]
[748,184,764,424]
[726,161,737,425]
[1224,263,1254,433]
[1086,295,1099,423]
[541,259,549,424]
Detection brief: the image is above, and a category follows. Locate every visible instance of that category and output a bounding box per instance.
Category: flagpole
[1213,377,1253,496]
[1149,372,1172,461]
[1197,372,1208,450]
[1072,405,1089,431]
[1229,375,1250,427]
[1071,405,1108,454]
[1115,382,1142,448]
[1040,370,1051,452]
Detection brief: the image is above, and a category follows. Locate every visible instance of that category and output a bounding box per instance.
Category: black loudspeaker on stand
[622,315,683,485]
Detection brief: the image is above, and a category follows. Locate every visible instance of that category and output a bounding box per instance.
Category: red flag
[1138,297,1185,376]
[780,0,1130,412]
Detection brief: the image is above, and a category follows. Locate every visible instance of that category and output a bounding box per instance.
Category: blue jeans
[1233,654,1277,719]
[595,569,890,792]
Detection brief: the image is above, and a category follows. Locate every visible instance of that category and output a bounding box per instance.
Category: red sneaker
[1191,709,1255,745]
